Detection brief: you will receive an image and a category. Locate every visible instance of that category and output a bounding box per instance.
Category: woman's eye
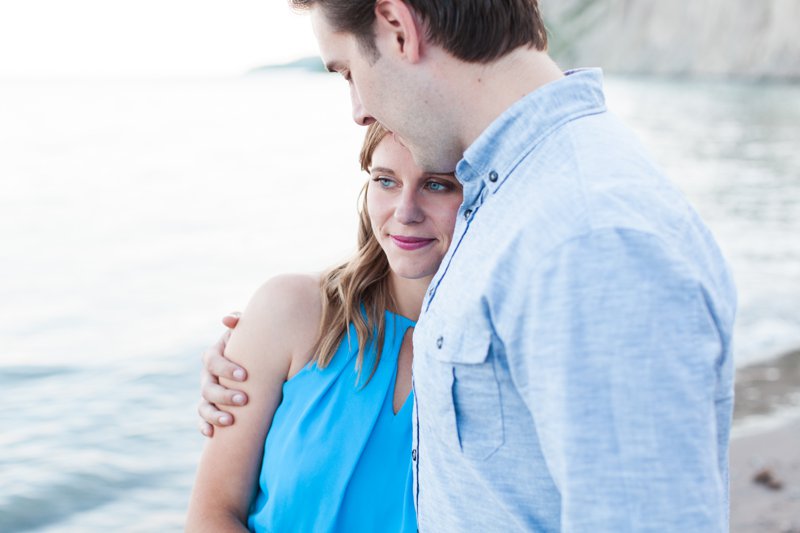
[375,176,394,188]
[426,181,449,192]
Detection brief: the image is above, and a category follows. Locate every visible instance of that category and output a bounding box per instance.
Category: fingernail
[233,369,245,381]
[233,394,245,405]
[219,415,231,425]
[202,427,210,437]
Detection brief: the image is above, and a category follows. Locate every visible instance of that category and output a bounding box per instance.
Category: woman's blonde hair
[311,122,395,382]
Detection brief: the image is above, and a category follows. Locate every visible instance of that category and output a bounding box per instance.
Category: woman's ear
[374,0,424,63]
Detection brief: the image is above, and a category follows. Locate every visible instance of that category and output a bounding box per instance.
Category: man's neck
[437,48,564,154]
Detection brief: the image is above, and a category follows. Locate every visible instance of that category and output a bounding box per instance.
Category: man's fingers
[201,378,249,408]
[201,330,229,365]
[221,311,241,329]
[196,312,246,433]
[198,377,248,432]
[207,351,247,382]
[198,397,236,427]
[199,420,214,438]
[202,334,247,382]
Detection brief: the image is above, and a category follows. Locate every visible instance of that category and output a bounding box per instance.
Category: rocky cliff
[543,0,800,79]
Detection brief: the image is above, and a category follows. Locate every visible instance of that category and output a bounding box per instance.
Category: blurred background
[1,1,798,531]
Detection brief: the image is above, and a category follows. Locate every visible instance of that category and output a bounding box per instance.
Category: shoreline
[730,418,800,532]
[730,349,800,532]
[733,348,800,425]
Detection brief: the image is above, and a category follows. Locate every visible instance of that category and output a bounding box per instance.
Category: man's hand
[198,312,249,438]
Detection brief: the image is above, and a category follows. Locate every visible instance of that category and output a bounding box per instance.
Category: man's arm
[198,313,249,437]
[502,228,732,531]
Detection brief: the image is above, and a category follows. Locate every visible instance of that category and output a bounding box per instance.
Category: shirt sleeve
[498,227,729,532]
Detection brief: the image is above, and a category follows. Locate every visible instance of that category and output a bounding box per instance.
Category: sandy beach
[731,349,800,532]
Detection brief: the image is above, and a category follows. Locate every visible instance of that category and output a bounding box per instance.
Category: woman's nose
[394,191,424,224]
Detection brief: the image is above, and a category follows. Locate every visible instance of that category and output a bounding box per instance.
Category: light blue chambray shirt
[411,69,737,532]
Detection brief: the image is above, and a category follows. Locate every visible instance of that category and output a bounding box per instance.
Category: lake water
[1,72,798,531]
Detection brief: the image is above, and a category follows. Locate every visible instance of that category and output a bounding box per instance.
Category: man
[199,1,736,530]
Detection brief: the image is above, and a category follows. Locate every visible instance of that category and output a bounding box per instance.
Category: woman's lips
[390,235,435,251]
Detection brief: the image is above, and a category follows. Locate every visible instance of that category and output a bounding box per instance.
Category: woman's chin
[389,263,438,282]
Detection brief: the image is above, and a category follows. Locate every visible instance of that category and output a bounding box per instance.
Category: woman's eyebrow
[370,167,395,175]
[426,172,457,179]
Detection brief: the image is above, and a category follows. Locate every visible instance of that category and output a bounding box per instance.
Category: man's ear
[374,0,424,63]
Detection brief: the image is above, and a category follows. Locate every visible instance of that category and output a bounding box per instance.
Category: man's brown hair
[290,0,548,63]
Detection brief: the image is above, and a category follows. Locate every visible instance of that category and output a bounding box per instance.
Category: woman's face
[367,134,462,283]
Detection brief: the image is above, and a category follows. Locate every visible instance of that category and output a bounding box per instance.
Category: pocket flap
[427,322,492,365]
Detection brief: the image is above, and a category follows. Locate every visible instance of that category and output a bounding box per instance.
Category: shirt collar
[455,68,607,201]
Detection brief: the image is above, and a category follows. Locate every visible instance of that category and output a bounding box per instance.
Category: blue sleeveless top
[247,310,416,532]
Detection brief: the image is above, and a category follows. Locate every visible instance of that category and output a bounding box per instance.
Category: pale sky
[0,0,320,79]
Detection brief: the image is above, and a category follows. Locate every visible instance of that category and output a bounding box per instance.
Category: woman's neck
[388,273,431,322]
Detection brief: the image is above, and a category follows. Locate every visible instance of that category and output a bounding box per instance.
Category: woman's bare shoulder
[225,273,323,376]
[252,272,323,339]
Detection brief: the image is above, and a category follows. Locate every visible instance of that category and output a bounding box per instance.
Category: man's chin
[392,133,407,148]
[395,134,459,173]
[414,152,460,175]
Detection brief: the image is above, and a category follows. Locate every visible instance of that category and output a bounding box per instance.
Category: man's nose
[394,191,424,224]
[350,85,375,126]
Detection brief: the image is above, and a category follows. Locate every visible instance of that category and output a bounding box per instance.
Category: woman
[185,122,462,532]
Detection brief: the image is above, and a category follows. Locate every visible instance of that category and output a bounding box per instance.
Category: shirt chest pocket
[427,325,505,461]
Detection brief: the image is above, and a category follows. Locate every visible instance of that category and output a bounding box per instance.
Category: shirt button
[412,449,417,461]
[436,336,444,349]
[464,208,472,220]
[489,170,499,183]
[428,287,435,297]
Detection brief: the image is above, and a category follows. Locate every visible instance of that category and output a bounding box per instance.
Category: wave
[0,365,79,385]
[0,468,165,532]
